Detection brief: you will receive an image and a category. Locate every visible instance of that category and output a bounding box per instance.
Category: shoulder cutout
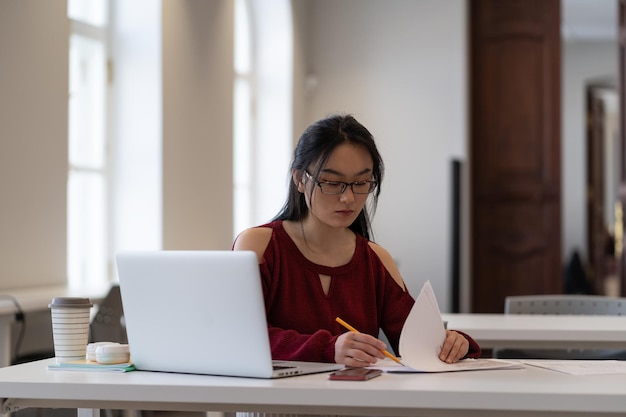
[368,241,407,291]
[233,227,273,263]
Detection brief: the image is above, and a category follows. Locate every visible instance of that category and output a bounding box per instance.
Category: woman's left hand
[438,330,469,363]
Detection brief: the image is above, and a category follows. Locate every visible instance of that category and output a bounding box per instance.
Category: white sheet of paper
[522,360,626,375]
[395,281,520,373]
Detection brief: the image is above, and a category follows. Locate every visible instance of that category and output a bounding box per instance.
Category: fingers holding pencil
[334,329,385,366]
[335,317,405,366]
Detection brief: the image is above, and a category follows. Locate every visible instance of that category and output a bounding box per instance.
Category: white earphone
[87,342,131,364]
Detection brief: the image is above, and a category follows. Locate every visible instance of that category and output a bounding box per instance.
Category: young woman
[233,114,480,367]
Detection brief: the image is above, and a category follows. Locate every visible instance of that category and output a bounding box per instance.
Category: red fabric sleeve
[268,327,338,363]
[455,330,482,359]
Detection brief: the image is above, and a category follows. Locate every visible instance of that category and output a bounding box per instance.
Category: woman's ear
[293,170,305,193]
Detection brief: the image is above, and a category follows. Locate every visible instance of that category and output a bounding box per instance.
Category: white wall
[561,40,617,264]
[162,0,235,250]
[0,0,68,290]
[293,0,468,311]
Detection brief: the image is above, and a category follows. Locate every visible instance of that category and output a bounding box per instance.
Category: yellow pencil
[335,317,404,366]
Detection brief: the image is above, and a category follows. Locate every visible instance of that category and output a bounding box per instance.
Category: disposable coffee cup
[49,297,93,363]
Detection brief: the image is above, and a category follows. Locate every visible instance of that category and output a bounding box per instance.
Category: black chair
[89,284,127,344]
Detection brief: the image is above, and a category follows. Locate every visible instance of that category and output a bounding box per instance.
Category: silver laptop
[115,250,343,378]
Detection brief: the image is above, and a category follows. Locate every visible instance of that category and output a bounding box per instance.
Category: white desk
[1,359,626,417]
[0,285,109,368]
[442,313,626,349]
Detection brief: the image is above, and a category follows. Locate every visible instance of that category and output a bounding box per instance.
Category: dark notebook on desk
[115,250,343,378]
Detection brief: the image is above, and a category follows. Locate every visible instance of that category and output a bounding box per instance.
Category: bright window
[233,0,293,237]
[67,0,109,289]
[233,0,254,237]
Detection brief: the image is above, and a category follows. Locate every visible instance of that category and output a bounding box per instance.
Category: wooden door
[586,88,607,295]
[470,0,562,313]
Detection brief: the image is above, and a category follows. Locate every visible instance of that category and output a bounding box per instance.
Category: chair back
[505,294,626,315]
[89,285,128,344]
[494,294,626,360]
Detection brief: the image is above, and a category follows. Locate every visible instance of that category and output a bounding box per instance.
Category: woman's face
[301,142,374,229]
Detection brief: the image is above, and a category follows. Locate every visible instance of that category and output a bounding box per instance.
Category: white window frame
[67,1,111,290]
[234,0,255,237]
[234,0,293,236]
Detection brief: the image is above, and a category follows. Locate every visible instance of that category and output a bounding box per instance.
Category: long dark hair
[272,114,384,240]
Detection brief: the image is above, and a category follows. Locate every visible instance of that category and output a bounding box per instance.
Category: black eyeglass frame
[304,171,377,195]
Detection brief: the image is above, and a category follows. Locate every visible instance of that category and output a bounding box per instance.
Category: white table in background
[442,313,626,349]
[1,358,626,417]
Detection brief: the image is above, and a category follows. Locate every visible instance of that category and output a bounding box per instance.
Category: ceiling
[562,0,618,41]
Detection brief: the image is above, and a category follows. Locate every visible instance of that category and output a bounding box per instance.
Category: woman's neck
[284,218,355,265]
[303,216,350,242]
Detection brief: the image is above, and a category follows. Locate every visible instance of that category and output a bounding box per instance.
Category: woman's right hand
[334,331,387,367]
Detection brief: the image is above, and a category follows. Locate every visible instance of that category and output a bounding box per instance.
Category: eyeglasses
[304,171,377,195]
